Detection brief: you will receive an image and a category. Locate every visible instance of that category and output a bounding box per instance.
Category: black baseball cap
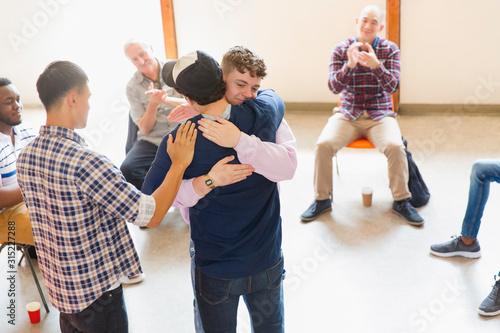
[162,50,222,99]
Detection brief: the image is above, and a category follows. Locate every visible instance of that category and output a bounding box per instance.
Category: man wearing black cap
[143,50,286,333]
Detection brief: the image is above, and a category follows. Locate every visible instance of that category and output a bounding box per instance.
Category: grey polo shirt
[126,58,183,147]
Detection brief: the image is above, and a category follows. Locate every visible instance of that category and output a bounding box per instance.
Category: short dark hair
[36,61,88,110]
[174,77,226,106]
[0,78,12,88]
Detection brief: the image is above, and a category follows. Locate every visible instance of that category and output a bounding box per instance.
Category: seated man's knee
[120,161,133,179]
[470,160,491,177]
[315,140,336,158]
[382,140,405,156]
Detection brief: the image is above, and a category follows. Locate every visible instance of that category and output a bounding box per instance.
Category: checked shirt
[17,126,155,313]
[328,36,401,121]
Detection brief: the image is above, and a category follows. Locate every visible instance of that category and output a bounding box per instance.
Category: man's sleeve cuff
[133,194,156,227]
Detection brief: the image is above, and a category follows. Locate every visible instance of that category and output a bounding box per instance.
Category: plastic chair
[334,96,394,175]
[333,106,376,175]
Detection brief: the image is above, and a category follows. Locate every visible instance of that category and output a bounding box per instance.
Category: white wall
[173,0,500,105]
[0,0,166,162]
[401,0,500,105]
[0,0,166,104]
[173,0,386,104]
[2,0,499,106]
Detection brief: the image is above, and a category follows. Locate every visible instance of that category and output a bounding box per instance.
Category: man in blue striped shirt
[0,78,36,249]
[17,61,197,332]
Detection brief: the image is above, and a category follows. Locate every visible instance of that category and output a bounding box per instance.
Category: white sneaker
[121,273,145,285]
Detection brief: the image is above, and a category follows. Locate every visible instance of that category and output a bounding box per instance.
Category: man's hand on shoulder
[168,104,199,122]
[166,121,197,170]
[197,117,241,148]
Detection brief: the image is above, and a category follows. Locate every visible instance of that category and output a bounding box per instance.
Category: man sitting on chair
[300,5,423,225]
[0,78,36,251]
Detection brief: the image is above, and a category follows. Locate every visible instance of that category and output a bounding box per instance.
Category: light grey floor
[3,109,500,332]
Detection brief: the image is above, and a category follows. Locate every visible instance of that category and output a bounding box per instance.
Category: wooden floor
[3,109,500,332]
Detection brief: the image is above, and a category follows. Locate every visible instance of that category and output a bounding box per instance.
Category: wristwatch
[204,174,216,189]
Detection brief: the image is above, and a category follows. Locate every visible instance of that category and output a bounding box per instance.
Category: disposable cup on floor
[26,302,40,324]
[362,187,373,207]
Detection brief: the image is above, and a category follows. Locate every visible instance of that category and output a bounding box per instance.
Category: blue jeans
[195,256,285,333]
[461,159,500,238]
[59,285,128,333]
[190,240,205,333]
[120,139,158,190]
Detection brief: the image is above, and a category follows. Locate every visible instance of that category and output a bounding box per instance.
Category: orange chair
[334,96,394,174]
[333,107,375,174]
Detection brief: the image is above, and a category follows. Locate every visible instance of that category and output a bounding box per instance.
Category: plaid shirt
[328,37,400,121]
[17,126,155,313]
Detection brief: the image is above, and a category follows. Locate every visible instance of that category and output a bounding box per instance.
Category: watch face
[205,179,213,186]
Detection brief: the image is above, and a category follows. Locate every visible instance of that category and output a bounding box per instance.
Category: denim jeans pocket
[266,255,284,290]
[197,267,234,305]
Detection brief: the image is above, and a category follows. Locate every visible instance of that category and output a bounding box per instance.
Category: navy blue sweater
[142,89,285,279]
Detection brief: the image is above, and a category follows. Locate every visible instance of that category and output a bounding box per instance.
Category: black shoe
[392,199,424,226]
[478,275,500,316]
[301,199,332,222]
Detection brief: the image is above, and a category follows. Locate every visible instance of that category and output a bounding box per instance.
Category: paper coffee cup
[26,301,41,324]
[362,187,373,207]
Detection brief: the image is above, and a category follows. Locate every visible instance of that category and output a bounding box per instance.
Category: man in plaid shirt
[301,5,424,225]
[17,61,196,332]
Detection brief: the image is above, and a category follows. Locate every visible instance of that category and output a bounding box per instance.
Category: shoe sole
[121,274,146,285]
[478,308,500,317]
[301,207,332,222]
[430,250,481,259]
[391,210,424,226]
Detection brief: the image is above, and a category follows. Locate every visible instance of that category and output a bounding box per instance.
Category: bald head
[359,5,384,23]
[356,5,385,44]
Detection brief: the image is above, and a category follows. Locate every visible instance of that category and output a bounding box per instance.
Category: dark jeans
[59,285,128,333]
[195,256,285,333]
[461,159,500,238]
[120,140,158,190]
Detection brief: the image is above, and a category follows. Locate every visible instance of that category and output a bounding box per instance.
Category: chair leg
[20,245,50,313]
[18,245,26,266]
[335,154,339,175]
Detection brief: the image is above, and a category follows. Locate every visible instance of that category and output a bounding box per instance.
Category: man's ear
[379,24,385,33]
[185,97,200,112]
[67,91,77,107]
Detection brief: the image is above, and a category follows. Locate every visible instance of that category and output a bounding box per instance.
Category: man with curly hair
[164,46,296,332]
[143,50,292,332]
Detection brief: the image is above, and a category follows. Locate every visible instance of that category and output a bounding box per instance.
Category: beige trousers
[0,202,35,245]
[314,112,411,201]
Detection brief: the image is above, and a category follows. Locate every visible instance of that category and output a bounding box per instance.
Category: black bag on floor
[403,138,430,207]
